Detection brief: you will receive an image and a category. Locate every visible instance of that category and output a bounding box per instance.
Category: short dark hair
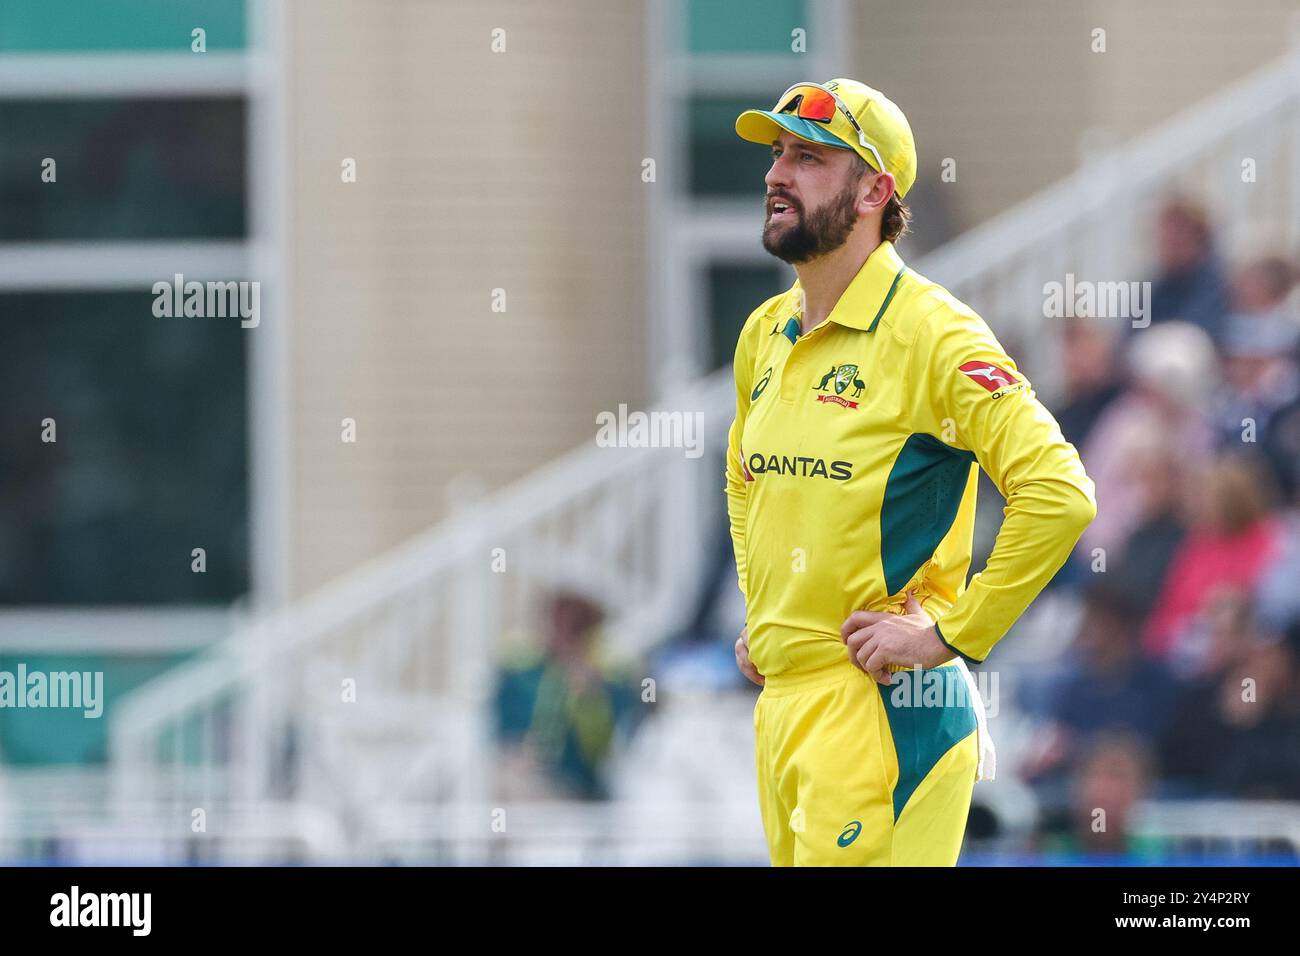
[848,154,911,244]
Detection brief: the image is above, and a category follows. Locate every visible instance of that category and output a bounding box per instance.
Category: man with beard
[725,79,1096,865]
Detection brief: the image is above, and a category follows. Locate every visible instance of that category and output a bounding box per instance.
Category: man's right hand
[735,626,764,686]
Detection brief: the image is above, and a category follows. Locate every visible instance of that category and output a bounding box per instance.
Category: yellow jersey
[725,239,1096,677]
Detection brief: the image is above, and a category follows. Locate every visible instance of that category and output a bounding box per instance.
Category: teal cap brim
[735,109,854,151]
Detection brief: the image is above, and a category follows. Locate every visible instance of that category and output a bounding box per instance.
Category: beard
[761,179,860,264]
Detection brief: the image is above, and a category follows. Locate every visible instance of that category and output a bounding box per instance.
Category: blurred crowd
[1026,196,1300,855]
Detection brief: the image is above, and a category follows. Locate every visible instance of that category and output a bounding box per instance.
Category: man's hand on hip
[735,625,765,686]
[841,590,954,685]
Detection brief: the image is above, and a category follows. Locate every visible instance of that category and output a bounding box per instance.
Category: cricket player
[725,79,1096,866]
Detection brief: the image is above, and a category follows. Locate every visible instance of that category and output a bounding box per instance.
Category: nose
[765,151,793,193]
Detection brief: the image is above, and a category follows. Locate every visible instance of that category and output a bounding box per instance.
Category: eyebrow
[771,140,821,152]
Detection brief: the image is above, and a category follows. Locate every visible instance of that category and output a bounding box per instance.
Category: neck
[794,232,884,333]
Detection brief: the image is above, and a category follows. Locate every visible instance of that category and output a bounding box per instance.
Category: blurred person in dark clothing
[1053,315,1124,450]
[1022,579,1176,793]
[1239,260,1300,497]
[1108,433,1188,625]
[1214,314,1300,446]
[494,590,640,800]
[1047,314,1126,592]
[1256,502,1300,636]
[1158,612,1300,801]
[1261,385,1300,502]
[1148,197,1231,342]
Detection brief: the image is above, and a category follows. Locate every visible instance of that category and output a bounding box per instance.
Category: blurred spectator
[1053,315,1124,450]
[1231,255,1296,317]
[1079,321,1217,564]
[1261,383,1300,501]
[1149,197,1231,341]
[1215,314,1300,443]
[1216,256,1300,494]
[1158,615,1300,800]
[1022,578,1176,793]
[494,590,641,800]
[1108,432,1187,625]
[1144,454,1283,670]
[1036,731,1170,859]
[1256,507,1300,634]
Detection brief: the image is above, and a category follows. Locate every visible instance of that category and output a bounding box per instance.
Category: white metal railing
[1134,800,1300,853]
[331,796,1300,865]
[105,45,1300,861]
[108,374,727,860]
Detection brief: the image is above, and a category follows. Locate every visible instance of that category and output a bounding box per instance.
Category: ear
[862,170,896,213]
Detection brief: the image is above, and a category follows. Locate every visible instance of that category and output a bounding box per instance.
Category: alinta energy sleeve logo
[50,887,151,936]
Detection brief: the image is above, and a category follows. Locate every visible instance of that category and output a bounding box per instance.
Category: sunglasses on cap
[773,82,887,177]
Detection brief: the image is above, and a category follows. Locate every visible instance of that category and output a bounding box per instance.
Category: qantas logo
[746,451,852,481]
[958,361,1018,392]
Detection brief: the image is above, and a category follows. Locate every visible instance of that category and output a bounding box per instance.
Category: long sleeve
[911,463,979,624]
[725,318,757,602]
[913,304,1097,663]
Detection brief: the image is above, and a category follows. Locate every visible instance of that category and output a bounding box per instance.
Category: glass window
[708,261,787,371]
[0,652,196,764]
[688,95,775,198]
[687,0,807,55]
[0,290,251,605]
[0,0,247,52]
[0,98,246,241]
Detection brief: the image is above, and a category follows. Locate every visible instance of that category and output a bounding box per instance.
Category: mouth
[767,198,798,223]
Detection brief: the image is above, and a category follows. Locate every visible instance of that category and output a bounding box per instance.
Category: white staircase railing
[109,374,730,860]
[108,45,1300,861]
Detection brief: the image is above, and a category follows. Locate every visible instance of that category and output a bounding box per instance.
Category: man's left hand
[840,590,955,685]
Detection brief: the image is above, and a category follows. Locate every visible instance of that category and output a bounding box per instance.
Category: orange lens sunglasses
[772,82,886,175]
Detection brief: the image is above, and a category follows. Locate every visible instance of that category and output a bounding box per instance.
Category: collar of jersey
[787,240,908,336]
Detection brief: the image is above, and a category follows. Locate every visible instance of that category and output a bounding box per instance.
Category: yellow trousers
[753,656,978,866]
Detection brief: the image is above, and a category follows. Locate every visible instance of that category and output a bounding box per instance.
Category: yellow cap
[735,78,918,199]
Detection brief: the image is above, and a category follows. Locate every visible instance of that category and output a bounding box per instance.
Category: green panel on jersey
[877,666,978,821]
[879,434,976,595]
